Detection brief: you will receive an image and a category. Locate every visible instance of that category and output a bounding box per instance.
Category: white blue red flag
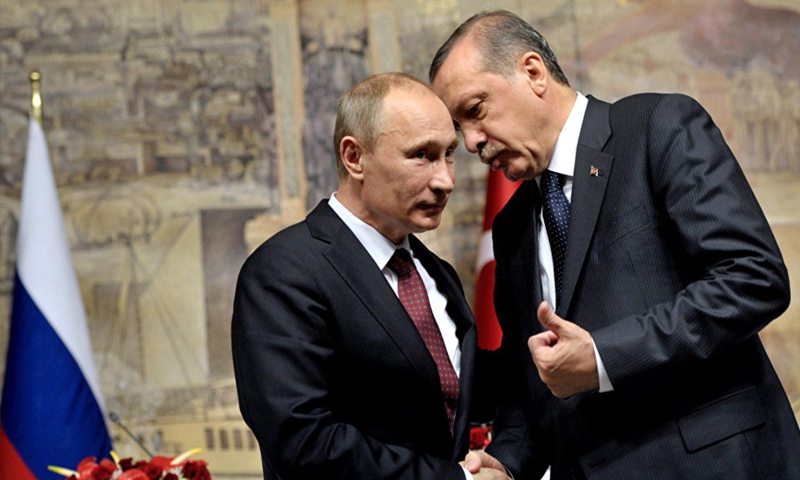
[0,118,112,479]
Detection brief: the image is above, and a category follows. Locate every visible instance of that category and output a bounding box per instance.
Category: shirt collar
[328,192,411,270]
[547,92,588,178]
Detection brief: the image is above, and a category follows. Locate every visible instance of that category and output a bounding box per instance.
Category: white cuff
[462,465,474,479]
[592,338,614,393]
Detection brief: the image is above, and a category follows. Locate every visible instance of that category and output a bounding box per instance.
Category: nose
[429,159,455,194]
[461,126,487,155]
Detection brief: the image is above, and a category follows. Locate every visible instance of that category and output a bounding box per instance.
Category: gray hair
[429,10,569,87]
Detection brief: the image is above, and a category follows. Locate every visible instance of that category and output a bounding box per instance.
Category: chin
[411,217,442,233]
[501,170,519,182]
[507,166,537,181]
[499,158,529,181]
[501,168,526,182]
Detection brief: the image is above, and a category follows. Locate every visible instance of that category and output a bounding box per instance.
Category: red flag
[473,170,520,350]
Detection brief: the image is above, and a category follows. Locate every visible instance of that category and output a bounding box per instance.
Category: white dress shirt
[328,193,462,375]
[537,92,613,393]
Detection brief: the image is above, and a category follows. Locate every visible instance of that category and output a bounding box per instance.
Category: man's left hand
[528,302,599,398]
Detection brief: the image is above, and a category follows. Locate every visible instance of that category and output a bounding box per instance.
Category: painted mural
[1,0,798,477]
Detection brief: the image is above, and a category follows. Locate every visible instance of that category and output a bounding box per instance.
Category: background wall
[1,0,798,477]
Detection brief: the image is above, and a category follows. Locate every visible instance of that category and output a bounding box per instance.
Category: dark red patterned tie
[387,248,459,432]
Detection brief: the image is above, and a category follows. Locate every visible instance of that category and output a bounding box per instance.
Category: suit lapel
[307,202,439,386]
[309,201,476,449]
[559,97,614,317]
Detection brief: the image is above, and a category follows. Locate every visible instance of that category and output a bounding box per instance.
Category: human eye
[445,147,456,163]
[412,149,427,160]
[466,101,482,118]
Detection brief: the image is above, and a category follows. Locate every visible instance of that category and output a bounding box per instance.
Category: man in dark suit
[429,10,800,480]
[232,72,509,479]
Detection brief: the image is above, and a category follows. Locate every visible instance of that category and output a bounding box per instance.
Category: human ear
[520,52,548,96]
[340,136,365,180]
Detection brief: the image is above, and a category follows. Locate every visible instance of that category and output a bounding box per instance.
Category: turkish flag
[473,170,520,350]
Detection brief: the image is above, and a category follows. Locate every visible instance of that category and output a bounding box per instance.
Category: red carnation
[76,457,98,474]
[182,460,211,480]
[118,469,150,480]
[140,462,164,480]
[148,455,174,469]
[74,456,117,480]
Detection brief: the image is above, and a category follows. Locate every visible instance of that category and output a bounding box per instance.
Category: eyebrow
[405,137,460,152]
[456,91,487,115]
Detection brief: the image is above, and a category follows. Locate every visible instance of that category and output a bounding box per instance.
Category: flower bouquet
[49,448,211,480]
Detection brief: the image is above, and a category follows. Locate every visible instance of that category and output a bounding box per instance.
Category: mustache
[479,144,503,163]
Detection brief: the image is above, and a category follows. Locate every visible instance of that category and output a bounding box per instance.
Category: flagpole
[29,70,42,124]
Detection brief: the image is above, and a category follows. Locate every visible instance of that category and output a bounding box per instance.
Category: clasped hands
[460,304,599,478]
[461,451,511,479]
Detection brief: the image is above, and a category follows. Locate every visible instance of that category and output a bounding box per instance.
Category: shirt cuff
[592,338,614,393]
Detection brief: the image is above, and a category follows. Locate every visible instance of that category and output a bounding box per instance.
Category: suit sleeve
[592,94,790,390]
[231,243,464,480]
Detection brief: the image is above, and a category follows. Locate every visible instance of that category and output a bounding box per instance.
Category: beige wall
[1,0,799,477]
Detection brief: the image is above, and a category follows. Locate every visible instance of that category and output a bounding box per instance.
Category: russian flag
[0,118,112,479]
[473,169,519,350]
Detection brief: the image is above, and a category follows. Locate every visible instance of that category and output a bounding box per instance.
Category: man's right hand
[461,451,512,479]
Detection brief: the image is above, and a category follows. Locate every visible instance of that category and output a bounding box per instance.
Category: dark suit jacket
[232,200,477,479]
[486,94,800,479]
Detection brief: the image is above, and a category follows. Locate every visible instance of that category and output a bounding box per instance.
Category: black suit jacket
[232,200,477,479]
[487,94,800,479]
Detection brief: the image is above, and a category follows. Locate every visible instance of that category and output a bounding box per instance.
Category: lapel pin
[590,165,600,177]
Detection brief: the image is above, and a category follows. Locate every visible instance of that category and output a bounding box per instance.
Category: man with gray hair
[430,9,800,480]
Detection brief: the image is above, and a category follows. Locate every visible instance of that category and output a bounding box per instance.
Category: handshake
[460,451,512,480]
[458,301,602,479]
